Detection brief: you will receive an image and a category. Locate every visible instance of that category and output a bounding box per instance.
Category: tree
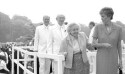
[0,12,13,42]
[11,15,33,42]
[12,15,31,24]
[79,24,90,37]
[116,21,125,42]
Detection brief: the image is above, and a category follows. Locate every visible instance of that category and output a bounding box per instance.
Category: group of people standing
[34,14,68,74]
[34,7,123,74]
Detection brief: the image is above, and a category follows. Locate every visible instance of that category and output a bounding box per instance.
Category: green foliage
[116,21,125,42]
[0,12,13,42]
[11,15,34,42]
[0,13,35,42]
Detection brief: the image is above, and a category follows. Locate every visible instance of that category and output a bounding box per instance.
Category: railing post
[11,46,14,74]
[24,53,27,74]
[17,50,19,74]
[87,51,97,74]
[34,54,37,74]
[57,58,63,74]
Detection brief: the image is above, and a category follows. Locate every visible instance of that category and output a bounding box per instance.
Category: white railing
[87,51,96,74]
[37,53,65,74]
[11,46,65,74]
[11,44,125,74]
[12,46,37,74]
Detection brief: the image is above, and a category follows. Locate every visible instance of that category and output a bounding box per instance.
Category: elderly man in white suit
[50,14,68,74]
[34,15,52,74]
[52,15,68,54]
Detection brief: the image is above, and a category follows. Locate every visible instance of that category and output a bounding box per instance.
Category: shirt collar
[43,24,50,29]
[56,23,65,29]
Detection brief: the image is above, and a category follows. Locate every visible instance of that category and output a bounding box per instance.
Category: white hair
[67,23,80,34]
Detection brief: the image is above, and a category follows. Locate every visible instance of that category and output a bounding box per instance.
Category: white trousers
[52,60,65,74]
[39,58,51,74]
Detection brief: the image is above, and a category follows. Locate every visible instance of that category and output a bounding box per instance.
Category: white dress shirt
[51,24,68,54]
[34,25,52,54]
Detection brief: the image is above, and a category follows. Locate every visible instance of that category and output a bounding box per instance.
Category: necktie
[60,27,64,38]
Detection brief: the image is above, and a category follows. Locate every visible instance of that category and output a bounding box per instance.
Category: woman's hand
[63,52,68,56]
[92,42,112,49]
[103,43,112,48]
[119,59,123,69]
[59,52,67,57]
[58,52,67,61]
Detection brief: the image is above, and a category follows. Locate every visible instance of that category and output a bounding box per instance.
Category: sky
[0,0,125,25]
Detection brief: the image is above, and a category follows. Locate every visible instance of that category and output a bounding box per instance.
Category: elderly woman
[59,23,93,74]
[92,7,122,74]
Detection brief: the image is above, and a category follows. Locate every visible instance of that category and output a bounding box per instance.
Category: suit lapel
[78,33,86,51]
[66,35,73,48]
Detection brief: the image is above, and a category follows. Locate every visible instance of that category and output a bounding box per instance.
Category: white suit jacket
[51,24,68,54]
[88,27,95,43]
[34,25,52,54]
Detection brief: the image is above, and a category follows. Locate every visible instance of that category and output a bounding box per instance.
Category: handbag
[119,68,123,74]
